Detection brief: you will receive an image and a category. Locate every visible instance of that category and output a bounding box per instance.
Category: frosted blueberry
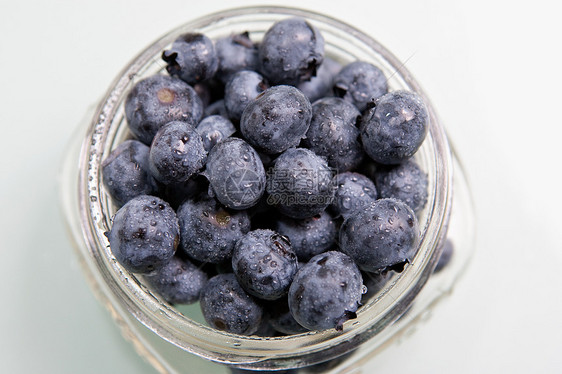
[333,61,388,112]
[232,229,298,300]
[125,75,203,145]
[108,195,179,274]
[195,115,236,152]
[275,211,336,261]
[148,121,207,185]
[259,17,324,85]
[339,198,419,273]
[162,33,218,85]
[266,148,334,219]
[374,159,428,213]
[331,172,378,219]
[288,251,363,331]
[177,196,251,264]
[302,97,364,172]
[215,32,259,83]
[143,255,208,304]
[102,140,156,207]
[224,70,268,122]
[205,138,266,210]
[200,273,263,335]
[240,85,312,154]
[361,90,428,164]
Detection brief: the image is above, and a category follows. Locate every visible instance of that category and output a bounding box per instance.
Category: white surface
[1,0,561,373]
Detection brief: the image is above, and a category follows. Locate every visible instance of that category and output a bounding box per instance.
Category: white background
[1,0,561,373]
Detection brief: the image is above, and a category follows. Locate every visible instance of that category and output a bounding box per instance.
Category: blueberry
[225,70,268,122]
[232,229,298,300]
[434,239,454,273]
[143,255,208,304]
[200,273,263,335]
[360,90,429,164]
[331,172,378,219]
[302,97,364,172]
[266,148,334,219]
[340,198,419,273]
[215,32,259,83]
[374,159,428,213]
[177,196,251,263]
[275,211,336,261]
[266,297,309,335]
[204,99,229,118]
[102,140,156,207]
[288,251,363,331]
[148,121,207,184]
[195,115,236,152]
[240,85,312,154]
[333,61,388,112]
[108,195,179,274]
[162,33,218,85]
[258,17,324,85]
[297,57,342,103]
[125,75,203,145]
[205,137,266,210]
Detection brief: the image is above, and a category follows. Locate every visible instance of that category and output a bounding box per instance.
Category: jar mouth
[77,5,452,369]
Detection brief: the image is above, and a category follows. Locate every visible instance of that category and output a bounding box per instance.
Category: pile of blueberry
[102,17,441,339]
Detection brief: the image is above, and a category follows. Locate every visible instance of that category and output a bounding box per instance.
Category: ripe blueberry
[215,32,258,83]
[275,211,336,261]
[240,85,312,154]
[177,196,251,264]
[266,297,309,335]
[148,121,207,184]
[200,273,263,335]
[333,61,388,112]
[361,90,429,164]
[288,251,363,331]
[108,195,179,274]
[143,255,208,304]
[434,239,454,273]
[374,159,428,213]
[331,172,378,219]
[205,137,266,210]
[195,115,236,152]
[302,97,364,172]
[102,140,156,207]
[297,57,342,103]
[125,75,203,145]
[266,148,334,219]
[232,229,298,300]
[224,70,268,122]
[258,17,324,85]
[162,33,218,85]
[339,198,419,273]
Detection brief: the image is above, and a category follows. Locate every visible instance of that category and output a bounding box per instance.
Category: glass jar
[60,6,475,373]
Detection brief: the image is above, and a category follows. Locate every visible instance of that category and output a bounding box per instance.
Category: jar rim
[77,5,453,368]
